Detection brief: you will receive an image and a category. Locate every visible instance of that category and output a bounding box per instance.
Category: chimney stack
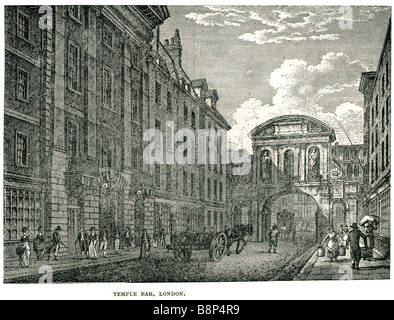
[163,29,183,66]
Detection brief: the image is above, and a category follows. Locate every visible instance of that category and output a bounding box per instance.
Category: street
[5,233,317,283]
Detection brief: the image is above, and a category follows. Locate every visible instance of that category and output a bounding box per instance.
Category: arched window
[260,149,272,183]
[308,146,320,180]
[284,150,294,178]
[347,164,353,178]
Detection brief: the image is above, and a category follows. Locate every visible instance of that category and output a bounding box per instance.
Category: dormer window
[205,97,212,107]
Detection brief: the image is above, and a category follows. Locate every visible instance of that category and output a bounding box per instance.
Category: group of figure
[321,222,377,270]
[16,224,157,268]
[74,225,139,260]
[17,226,66,268]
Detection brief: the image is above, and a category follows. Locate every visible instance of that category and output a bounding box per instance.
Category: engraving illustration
[2,5,391,283]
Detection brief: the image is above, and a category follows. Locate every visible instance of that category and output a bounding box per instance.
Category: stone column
[86,7,98,159]
[122,38,132,169]
[53,7,66,150]
[256,147,261,184]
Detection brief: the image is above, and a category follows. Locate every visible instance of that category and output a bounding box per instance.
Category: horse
[225,223,254,255]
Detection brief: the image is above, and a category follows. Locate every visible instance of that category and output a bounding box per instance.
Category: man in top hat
[33,226,46,261]
[47,226,65,261]
[99,225,108,258]
[75,227,89,260]
[348,222,368,270]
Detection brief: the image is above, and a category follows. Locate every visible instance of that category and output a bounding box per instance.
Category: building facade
[4,5,231,259]
[359,18,391,259]
[227,115,364,243]
[4,5,171,258]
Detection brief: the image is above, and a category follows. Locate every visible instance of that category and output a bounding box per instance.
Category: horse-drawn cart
[166,224,253,262]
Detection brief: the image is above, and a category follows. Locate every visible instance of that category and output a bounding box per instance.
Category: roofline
[360,17,391,97]
[249,115,336,140]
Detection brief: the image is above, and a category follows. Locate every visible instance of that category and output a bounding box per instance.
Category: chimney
[164,29,183,66]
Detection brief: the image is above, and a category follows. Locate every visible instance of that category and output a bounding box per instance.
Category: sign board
[333,181,344,199]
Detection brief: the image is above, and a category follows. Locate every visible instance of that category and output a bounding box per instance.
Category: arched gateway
[229,115,362,242]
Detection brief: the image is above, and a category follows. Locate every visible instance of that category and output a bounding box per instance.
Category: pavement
[295,248,390,281]
[3,246,155,283]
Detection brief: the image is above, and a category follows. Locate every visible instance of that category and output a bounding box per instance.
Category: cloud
[185,6,390,44]
[309,34,339,41]
[228,52,367,151]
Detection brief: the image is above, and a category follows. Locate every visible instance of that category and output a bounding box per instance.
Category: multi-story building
[3,6,231,258]
[359,18,391,259]
[4,5,170,258]
[148,30,231,237]
[193,79,231,232]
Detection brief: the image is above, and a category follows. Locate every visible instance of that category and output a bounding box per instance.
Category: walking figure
[321,225,342,262]
[348,223,368,270]
[159,228,166,249]
[124,226,132,251]
[47,226,65,261]
[88,226,98,260]
[75,227,88,260]
[140,229,151,259]
[33,226,46,261]
[268,225,279,253]
[17,227,30,268]
[99,225,108,258]
[114,226,120,254]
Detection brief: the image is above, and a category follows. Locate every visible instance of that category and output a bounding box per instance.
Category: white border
[1,1,393,300]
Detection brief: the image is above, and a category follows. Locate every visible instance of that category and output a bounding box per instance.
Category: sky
[160,6,391,151]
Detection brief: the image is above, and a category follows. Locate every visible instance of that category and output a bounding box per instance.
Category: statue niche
[308,146,320,181]
[284,150,295,178]
[260,150,272,183]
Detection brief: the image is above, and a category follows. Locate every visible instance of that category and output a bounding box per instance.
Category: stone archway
[259,189,322,242]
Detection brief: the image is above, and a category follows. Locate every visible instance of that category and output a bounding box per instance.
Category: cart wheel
[210,232,227,262]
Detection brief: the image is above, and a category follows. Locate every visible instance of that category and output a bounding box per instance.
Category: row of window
[156,82,197,128]
[371,97,390,146]
[4,188,44,241]
[206,210,225,233]
[331,148,360,161]
[207,178,224,202]
[371,134,390,184]
[370,188,390,237]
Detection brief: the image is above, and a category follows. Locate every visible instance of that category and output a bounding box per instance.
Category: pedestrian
[114,226,120,254]
[152,228,158,249]
[348,222,368,270]
[75,227,88,260]
[321,225,342,262]
[88,226,98,260]
[363,222,377,261]
[33,226,46,261]
[17,227,30,268]
[341,225,350,249]
[159,228,166,248]
[124,226,132,251]
[140,229,151,259]
[47,226,65,261]
[99,225,108,258]
[268,225,279,253]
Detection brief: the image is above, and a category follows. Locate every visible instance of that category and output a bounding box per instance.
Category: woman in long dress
[18,227,31,268]
[124,226,132,251]
[88,227,98,260]
[322,225,342,262]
